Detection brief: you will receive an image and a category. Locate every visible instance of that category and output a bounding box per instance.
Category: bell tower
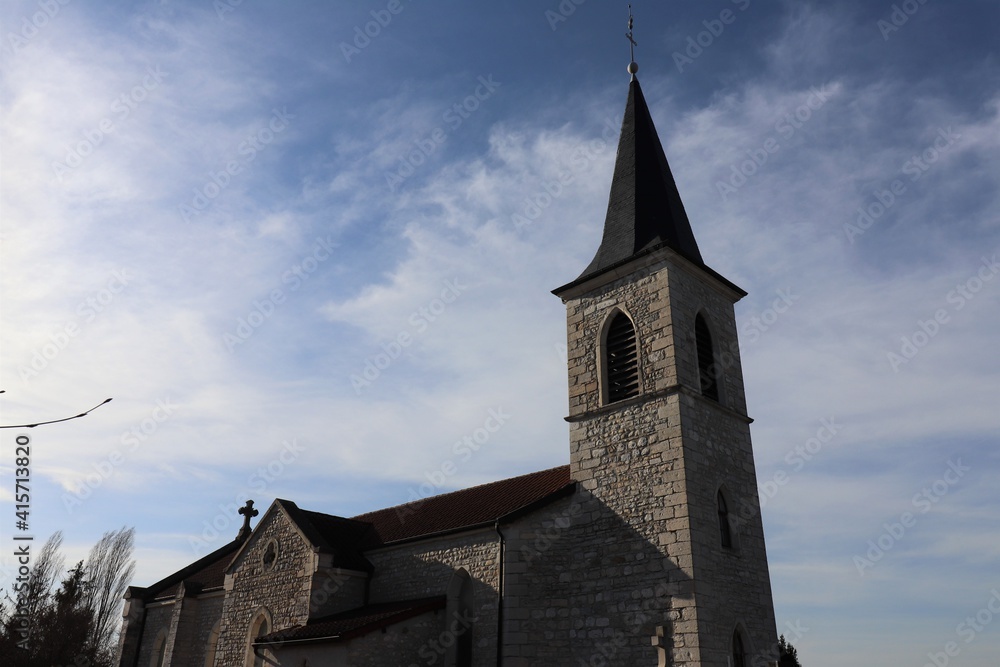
[551,38,779,667]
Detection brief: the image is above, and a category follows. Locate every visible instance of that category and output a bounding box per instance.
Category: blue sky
[1,1,998,664]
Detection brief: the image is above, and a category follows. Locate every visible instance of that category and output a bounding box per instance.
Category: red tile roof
[353,465,573,544]
[256,596,446,644]
[140,465,574,600]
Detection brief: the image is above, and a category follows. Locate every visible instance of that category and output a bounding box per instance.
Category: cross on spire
[237,499,259,541]
[626,4,638,78]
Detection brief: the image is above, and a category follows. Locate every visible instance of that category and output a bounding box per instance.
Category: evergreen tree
[778,634,803,667]
[35,562,97,666]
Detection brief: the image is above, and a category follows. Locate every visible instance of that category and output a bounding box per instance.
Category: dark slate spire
[574,76,703,283]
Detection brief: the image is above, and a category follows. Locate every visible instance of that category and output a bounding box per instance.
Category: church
[116,54,780,667]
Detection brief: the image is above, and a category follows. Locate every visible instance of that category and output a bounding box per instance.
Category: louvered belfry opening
[695,313,720,402]
[605,312,640,403]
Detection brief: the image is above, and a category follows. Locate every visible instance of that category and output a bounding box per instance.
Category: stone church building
[117,64,780,666]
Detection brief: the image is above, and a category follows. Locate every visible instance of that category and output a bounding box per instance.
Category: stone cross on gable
[237,499,259,541]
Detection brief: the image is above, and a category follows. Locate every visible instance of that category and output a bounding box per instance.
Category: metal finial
[626,4,638,78]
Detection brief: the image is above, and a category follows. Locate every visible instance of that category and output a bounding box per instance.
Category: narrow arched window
[605,312,639,403]
[246,612,271,667]
[150,629,167,667]
[253,618,268,667]
[205,620,221,667]
[718,490,732,549]
[695,313,719,402]
[732,629,747,667]
[446,569,474,667]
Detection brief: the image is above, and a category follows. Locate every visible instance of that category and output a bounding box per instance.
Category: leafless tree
[1,532,65,659]
[1,528,135,666]
[14,531,64,623]
[83,526,135,662]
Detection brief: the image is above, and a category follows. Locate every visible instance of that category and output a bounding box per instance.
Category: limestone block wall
[123,590,223,667]
[668,253,778,665]
[555,251,777,665]
[194,593,225,665]
[135,602,172,666]
[559,257,705,663]
[365,529,500,665]
[565,257,674,416]
[116,594,145,667]
[512,399,701,665]
[309,567,368,618]
[564,253,748,419]
[266,610,443,667]
[680,393,778,666]
[504,494,595,665]
[166,589,200,666]
[214,511,326,667]
[667,258,748,416]
[346,610,445,667]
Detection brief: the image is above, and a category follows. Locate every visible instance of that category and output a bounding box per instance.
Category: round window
[261,540,278,571]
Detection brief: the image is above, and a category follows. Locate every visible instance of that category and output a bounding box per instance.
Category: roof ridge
[139,466,573,596]
[300,506,378,525]
[351,464,570,520]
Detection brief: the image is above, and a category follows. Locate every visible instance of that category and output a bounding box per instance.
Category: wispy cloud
[1,2,997,664]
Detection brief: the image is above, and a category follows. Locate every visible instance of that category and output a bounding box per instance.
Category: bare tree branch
[21,531,64,622]
[83,526,135,661]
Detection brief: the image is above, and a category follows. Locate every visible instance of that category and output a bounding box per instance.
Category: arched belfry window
[718,490,733,549]
[604,311,639,403]
[732,628,747,667]
[695,313,720,402]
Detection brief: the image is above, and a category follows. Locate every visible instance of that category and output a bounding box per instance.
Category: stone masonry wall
[549,250,778,666]
[135,602,172,666]
[347,610,445,667]
[213,509,322,667]
[309,566,368,618]
[165,588,200,666]
[565,256,672,415]
[365,529,500,666]
[116,595,145,667]
[268,611,442,667]
[666,257,777,664]
[505,395,700,665]
[126,590,222,667]
[194,593,225,665]
[559,255,704,664]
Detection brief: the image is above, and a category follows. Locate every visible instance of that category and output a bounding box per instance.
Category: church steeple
[571,76,703,287]
[549,27,778,661]
[570,5,705,285]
